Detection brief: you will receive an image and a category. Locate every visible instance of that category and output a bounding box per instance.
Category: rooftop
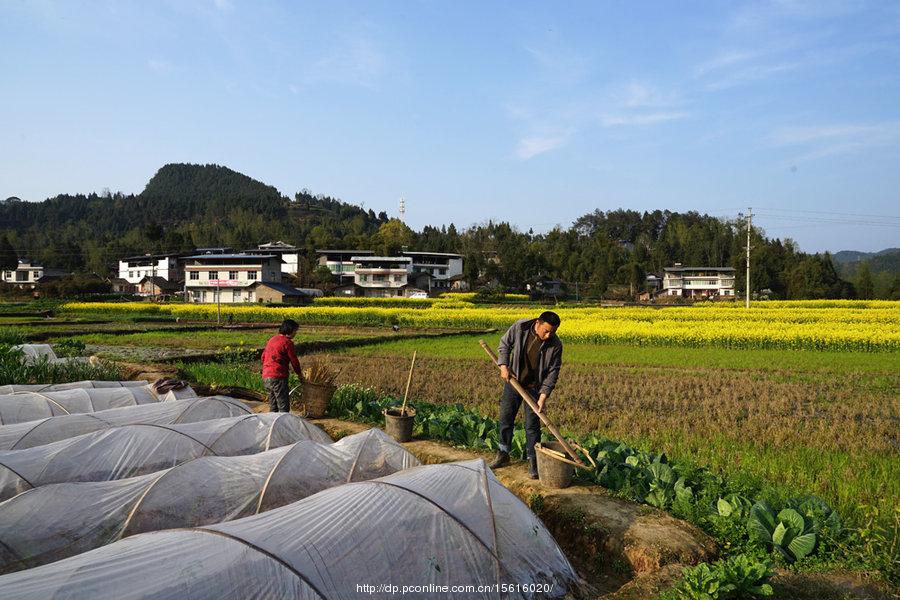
[352,256,412,262]
[257,241,297,250]
[401,251,463,258]
[663,266,736,272]
[183,254,277,260]
[253,281,306,295]
[120,252,181,261]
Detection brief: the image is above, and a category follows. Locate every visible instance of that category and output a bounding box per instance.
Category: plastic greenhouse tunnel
[10,344,89,366]
[0,412,331,501]
[0,428,419,573]
[0,384,197,425]
[0,395,252,450]
[0,380,149,395]
[0,460,578,599]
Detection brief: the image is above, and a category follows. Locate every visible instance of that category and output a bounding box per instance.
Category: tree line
[1,163,897,300]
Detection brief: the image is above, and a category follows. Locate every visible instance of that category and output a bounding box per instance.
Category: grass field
[315,336,900,536]
[7,300,898,584]
[61,300,900,352]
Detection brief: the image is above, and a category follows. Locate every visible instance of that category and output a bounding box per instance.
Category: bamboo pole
[399,350,417,416]
[479,340,588,468]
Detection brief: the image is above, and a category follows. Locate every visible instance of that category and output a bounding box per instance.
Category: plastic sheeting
[10,344,88,366]
[0,396,251,450]
[0,413,331,501]
[0,381,149,395]
[0,428,419,573]
[0,384,197,425]
[0,460,578,599]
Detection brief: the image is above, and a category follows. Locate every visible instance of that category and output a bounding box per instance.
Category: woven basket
[298,381,336,418]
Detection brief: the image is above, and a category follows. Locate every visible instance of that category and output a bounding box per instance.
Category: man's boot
[488,451,510,469]
[528,455,539,479]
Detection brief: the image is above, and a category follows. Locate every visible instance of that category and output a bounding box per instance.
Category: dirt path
[312,417,715,597]
[309,417,892,600]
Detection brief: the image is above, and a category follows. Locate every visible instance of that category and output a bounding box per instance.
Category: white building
[183,254,282,303]
[352,256,416,297]
[118,253,183,285]
[2,259,57,287]
[316,249,375,284]
[661,265,736,298]
[252,242,301,277]
[400,251,463,293]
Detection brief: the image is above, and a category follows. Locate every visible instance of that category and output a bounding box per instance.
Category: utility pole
[216,280,221,326]
[745,207,753,309]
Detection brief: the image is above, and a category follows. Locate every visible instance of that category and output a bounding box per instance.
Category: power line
[753,213,900,227]
[753,206,900,220]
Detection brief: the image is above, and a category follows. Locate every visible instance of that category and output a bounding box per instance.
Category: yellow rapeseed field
[62,299,900,352]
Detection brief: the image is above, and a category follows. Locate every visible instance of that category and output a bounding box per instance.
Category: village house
[316,249,375,285]
[351,255,420,297]
[183,253,282,304]
[660,264,736,298]
[318,249,463,296]
[2,259,67,288]
[118,253,183,285]
[251,281,314,305]
[249,241,301,278]
[136,276,181,298]
[400,251,464,293]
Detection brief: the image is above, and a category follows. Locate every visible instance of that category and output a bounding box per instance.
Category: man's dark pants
[264,377,290,412]
[498,381,541,461]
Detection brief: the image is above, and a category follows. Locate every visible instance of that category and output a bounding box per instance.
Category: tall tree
[0,233,16,271]
[857,262,874,299]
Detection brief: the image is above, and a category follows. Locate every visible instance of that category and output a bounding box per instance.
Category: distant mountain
[0,163,386,272]
[832,248,900,265]
[833,248,900,280]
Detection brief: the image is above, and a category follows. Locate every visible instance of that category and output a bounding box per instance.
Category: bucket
[297,382,336,418]
[534,441,596,489]
[383,407,416,442]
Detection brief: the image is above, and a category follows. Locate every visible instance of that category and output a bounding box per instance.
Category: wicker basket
[297,381,336,418]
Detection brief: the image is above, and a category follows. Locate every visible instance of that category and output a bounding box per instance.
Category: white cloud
[515,133,571,160]
[523,44,589,85]
[146,58,173,73]
[769,121,900,162]
[306,36,387,88]
[614,81,679,108]
[704,61,803,90]
[693,50,763,77]
[212,0,233,11]
[599,112,689,127]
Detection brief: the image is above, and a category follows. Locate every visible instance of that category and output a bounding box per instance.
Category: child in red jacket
[261,319,303,412]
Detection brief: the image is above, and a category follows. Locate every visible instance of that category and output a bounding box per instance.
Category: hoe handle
[479,340,587,468]
[400,350,417,416]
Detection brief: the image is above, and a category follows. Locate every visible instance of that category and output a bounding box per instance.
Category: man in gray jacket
[488,311,562,479]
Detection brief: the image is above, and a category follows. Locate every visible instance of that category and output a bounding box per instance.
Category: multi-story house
[661,264,736,298]
[351,256,417,297]
[251,242,301,278]
[316,249,375,284]
[400,251,463,292]
[118,253,183,285]
[183,253,282,303]
[2,259,67,288]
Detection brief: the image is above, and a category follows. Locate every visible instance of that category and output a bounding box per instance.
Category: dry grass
[311,351,899,526]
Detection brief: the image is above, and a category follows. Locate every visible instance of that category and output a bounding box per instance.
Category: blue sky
[2,0,899,252]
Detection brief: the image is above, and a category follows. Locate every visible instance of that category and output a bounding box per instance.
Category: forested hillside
[2,163,895,299]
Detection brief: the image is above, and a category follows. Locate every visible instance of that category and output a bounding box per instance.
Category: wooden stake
[479,339,588,468]
[399,350,417,416]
